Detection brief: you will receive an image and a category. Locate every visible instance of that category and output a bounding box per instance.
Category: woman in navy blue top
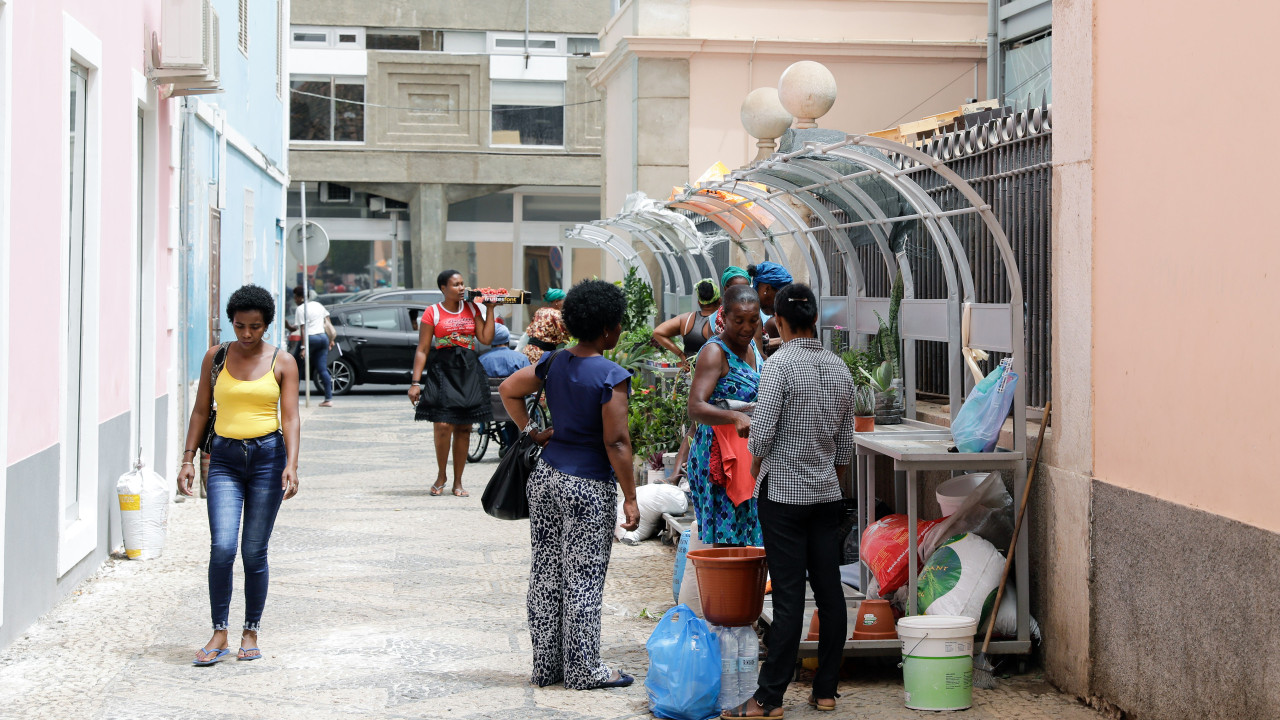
[500,280,641,690]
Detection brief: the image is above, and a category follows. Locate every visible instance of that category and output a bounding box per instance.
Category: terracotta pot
[850,598,897,640]
[687,547,768,626]
[854,415,876,433]
[806,609,820,641]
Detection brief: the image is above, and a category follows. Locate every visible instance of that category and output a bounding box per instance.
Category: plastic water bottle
[735,625,760,706]
[715,625,738,711]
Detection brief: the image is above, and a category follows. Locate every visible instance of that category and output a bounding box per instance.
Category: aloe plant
[872,269,904,379]
[859,360,895,394]
[853,385,876,416]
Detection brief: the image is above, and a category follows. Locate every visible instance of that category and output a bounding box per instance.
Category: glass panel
[495,37,557,49]
[293,31,326,43]
[337,33,359,44]
[448,193,513,222]
[522,194,600,222]
[65,62,89,524]
[492,80,565,147]
[523,246,563,313]
[567,37,600,54]
[366,32,420,51]
[290,79,333,140]
[421,30,443,52]
[1003,31,1052,111]
[359,307,401,330]
[333,80,365,141]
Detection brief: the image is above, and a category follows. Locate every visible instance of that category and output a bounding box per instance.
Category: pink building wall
[1091,1,1280,534]
[6,0,172,464]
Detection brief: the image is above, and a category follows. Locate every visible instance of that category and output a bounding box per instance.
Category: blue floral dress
[686,336,764,546]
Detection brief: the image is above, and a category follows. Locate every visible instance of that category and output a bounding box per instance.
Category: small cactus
[853,385,875,416]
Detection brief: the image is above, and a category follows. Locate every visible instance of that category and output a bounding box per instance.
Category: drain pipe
[987,0,999,102]
[524,0,530,68]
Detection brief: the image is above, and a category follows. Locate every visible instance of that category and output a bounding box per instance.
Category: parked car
[315,292,353,306]
[369,289,444,305]
[303,301,427,395]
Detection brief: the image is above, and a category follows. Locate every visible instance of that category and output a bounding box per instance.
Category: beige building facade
[591,0,990,217]
[287,0,613,324]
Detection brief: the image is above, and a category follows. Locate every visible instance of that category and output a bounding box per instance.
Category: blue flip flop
[193,647,230,666]
[599,671,634,688]
[237,647,263,662]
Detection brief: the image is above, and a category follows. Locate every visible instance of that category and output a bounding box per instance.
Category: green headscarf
[544,288,566,303]
[695,278,721,305]
[721,266,750,287]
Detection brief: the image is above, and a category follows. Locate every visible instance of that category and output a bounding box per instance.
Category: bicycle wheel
[467,422,489,462]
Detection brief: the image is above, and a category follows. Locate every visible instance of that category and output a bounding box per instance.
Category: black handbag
[481,351,560,521]
[199,343,231,453]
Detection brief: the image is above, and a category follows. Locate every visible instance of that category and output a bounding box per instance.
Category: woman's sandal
[598,671,634,688]
[452,487,470,497]
[192,647,230,666]
[807,694,837,712]
[429,482,446,496]
[721,699,784,719]
[237,647,263,662]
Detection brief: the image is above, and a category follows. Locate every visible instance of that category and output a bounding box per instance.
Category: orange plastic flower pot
[854,415,876,433]
[687,547,768,626]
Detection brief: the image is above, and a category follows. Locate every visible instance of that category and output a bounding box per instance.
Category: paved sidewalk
[0,394,1103,720]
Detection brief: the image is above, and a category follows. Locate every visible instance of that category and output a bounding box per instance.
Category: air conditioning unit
[368,196,409,212]
[319,183,353,204]
[150,0,223,95]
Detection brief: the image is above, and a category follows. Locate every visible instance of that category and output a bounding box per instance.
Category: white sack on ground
[116,467,171,560]
[916,532,1004,623]
[616,483,688,544]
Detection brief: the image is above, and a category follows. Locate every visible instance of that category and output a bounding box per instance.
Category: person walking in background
[288,285,335,407]
[518,288,569,365]
[653,278,721,369]
[479,322,530,378]
[747,262,793,357]
[177,285,300,666]
[499,280,641,690]
[409,270,497,497]
[684,285,764,547]
[728,282,856,719]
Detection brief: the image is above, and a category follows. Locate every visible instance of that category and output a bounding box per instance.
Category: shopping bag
[645,604,722,720]
[951,359,1018,453]
[480,431,539,520]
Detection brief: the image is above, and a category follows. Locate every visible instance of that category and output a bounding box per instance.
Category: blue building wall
[182,0,288,385]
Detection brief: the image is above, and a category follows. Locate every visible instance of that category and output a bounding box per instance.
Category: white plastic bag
[116,467,171,560]
[616,483,688,544]
[916,532,1004,623]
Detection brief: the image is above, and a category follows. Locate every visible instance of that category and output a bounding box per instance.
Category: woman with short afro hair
[177,284,301,666]
[499,279,641,690]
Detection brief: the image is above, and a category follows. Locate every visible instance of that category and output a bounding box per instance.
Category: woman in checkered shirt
[728,283,857,719]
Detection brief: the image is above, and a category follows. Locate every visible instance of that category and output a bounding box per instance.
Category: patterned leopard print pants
[527,460,617,689]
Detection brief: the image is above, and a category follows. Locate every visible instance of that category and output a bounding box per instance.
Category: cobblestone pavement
[0,392,1104,719]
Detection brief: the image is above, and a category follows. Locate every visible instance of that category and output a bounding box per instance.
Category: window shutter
[238,0,249,55]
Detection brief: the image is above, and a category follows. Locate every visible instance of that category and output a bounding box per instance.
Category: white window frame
[0,0,15,628]
[365,27,425,52]
[566,36,600,55]
[59,12,102,577]
[130,70,159,478]
[488,32,562,56]
[290,24,363,49]
[288,73,366,144]
[489,79,566,149]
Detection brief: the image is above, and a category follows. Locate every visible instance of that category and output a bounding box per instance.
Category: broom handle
[980,401,1050,655]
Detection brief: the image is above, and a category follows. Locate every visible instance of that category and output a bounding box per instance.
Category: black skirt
[415,345,494,425]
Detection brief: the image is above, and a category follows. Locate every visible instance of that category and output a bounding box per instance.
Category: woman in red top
[409,270,497,496]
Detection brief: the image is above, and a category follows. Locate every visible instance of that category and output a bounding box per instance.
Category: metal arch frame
[602,216,702,316]
[591,220,683,298]
[564,224,652,289]
[668,196,777,267]
[628,210,718,281]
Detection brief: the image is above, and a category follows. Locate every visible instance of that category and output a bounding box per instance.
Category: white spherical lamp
[740,87,794,161]
[777,61,837,129]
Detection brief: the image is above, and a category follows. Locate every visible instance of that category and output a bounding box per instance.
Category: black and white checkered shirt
[747,338,856,504]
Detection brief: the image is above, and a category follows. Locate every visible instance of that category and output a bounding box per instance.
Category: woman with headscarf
[653,278,721,370]
[713,266,752,335]
[748,262,793,357]
[520,288,570,365]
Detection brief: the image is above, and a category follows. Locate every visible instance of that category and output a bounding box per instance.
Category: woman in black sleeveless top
[652,278,720,369]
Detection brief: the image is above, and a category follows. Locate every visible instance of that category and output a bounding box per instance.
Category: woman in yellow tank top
[176,285,301,666]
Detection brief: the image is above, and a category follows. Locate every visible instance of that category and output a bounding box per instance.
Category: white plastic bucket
[896,615,978,711]
[936,473,989,516]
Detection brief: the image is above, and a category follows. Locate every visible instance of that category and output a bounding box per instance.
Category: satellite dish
[287,221,330,265]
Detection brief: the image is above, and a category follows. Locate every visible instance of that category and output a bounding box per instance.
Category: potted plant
[853,385,876,432]
[859,360,903,425]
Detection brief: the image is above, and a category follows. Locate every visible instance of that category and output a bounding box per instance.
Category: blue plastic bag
[646,604,722,720]
[951,360,1019,453]
[673,529,691,604]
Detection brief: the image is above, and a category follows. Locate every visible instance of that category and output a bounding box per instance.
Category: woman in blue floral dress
[685,285,764,546]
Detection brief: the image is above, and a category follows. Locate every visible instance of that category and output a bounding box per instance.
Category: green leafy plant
[620,266,655,334]
[841,349,879,387]
[871,269,904,379]
[628,373,690,467]
[859,361,895,394]
[605,327,664,374]
[852,385,876,417]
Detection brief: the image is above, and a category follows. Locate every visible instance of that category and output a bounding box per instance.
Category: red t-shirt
[430,302,481,350]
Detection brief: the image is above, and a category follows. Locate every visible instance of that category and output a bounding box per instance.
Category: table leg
[856,451,869,594]
[907,468,918,616]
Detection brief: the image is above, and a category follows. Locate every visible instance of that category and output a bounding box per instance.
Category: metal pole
[987,0,999,102]
[389,211,399,287]
[300,182,310,408]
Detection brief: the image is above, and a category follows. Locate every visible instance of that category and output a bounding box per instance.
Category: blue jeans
[206,431,286,632]
[307,334,332,400]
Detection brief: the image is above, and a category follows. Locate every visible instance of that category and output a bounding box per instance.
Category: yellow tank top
[213,351,281,439]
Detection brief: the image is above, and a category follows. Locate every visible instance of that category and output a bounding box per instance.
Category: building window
[237,0,249,56]
[1003,30,1052,111]
[489,32,561,55]
[290,26,364,49]
[567,37,600,55]
[366,29,421,51]
[65,61,89,527]
[290,76,364,142]
[491,80,563,147]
